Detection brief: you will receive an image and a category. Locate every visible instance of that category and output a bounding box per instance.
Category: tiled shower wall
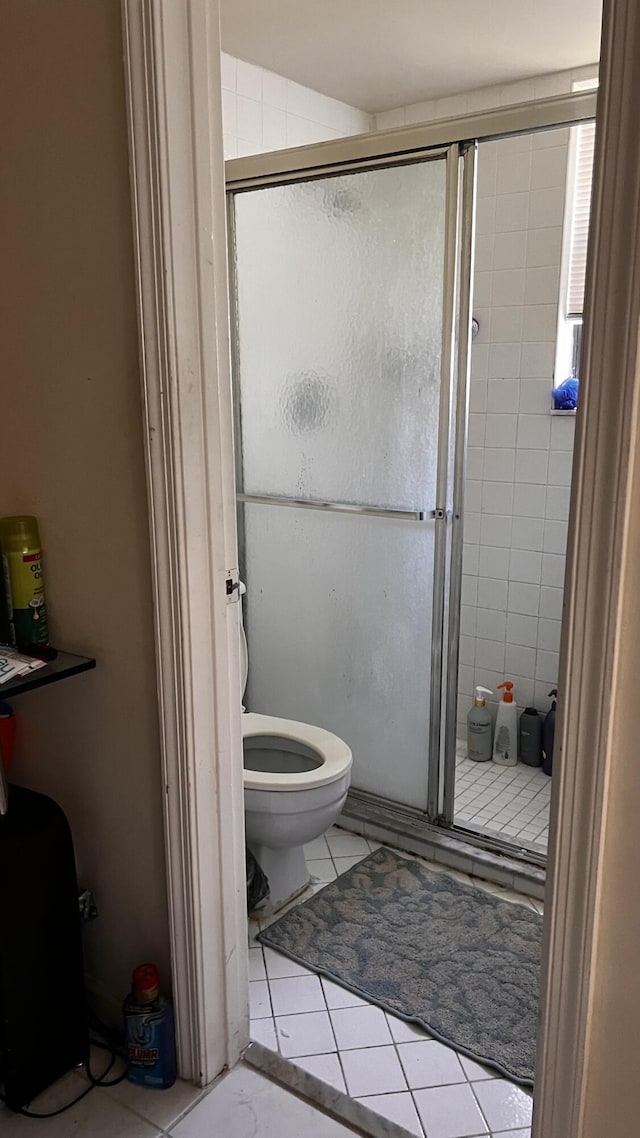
[220,53,372,160]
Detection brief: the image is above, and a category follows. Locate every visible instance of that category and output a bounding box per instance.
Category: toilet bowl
[239,589,352,912]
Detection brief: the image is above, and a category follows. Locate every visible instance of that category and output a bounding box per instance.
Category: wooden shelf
[0,651,96,700]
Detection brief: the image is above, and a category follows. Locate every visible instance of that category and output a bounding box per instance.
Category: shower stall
[226,93,595,864]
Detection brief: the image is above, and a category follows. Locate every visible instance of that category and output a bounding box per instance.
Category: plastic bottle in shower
[467,686,493,762]
[492,681,518,766]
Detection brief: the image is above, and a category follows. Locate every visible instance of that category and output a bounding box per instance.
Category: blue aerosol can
[124,963,177,1088]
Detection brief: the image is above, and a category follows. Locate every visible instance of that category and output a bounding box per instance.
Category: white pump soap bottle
[467,686,493,762]
[493,681,518,766]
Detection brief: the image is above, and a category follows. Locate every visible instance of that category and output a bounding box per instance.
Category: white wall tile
[511,516,545,551]
[467,447,484,479]
[459,635,476,666]
[475,234,494,272]
[487,379,520,413]
[492,306,524,343]
[466,479,482,511]
[461,575,478,605]
[536,649,560,682]
[463,543,480,574]
[528,187,565,229]
[471,342,489,379]
[479,545,511,579]
[261,69,287,111]
[481,480,513,514]
[531,146,568,190]
[524,265,561,306]
[534,71,573,98]
[539,586,563,620]
[520,344,555,381]
[543,519,569,554]
[515,448,549,483]
[473,307,492,342]
[222,88,237,135]
[494,192,529,233]
[484,447,515,481]
[404,99,436,124]
[550,415,576,449]
[505,643,536,679]
[480,514,513,547]
[477,148,497,198]
[220,52,236,91]
[476,197,496,236]
[538,618,562,652]
[523,304,559,341]
[516,413,550,449]
[469,380,487,413]
[526,225,563,268]
[236,59,263,101]
[477,607,506,641]
[485,413,517,447]
[375,107,406,130]
[466,87,502,112]
[262,105,287,150]
[492,269,525,307]
[548,450,573,485]
[465,511,481,544]
[493,230,527,270]
[468,413,486,447]
[506,613,539,648]
[509,549,542,584]
[477,576,509,610]
[475,638,505,672]
[474,271,492,307]
[460,606,477,636]
[519,379,552,413]
[500,79,535,105]
[513,483,547,517]
[237,95,263,142]
[541,552,566,587]
[496,151,531,194]
[545,484,571,521]
[508,581,540,617]
[223,134,237,160]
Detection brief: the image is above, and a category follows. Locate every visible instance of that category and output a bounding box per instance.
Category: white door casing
[121,0,248,1085]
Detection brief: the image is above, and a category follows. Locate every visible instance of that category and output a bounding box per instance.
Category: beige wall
[0,1,169,1010]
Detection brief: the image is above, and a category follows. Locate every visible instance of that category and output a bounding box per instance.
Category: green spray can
[0,516,49,646]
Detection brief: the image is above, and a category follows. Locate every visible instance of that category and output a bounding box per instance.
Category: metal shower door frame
[227,140,467,818]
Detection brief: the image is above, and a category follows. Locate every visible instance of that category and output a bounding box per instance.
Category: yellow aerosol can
[0,516,49,646]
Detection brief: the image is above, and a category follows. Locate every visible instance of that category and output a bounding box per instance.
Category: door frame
[122,2,640,1135]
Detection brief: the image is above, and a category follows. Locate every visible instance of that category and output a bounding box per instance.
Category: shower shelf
[549,408,577,415]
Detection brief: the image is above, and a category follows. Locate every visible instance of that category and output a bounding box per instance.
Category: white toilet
[239,588,352,913]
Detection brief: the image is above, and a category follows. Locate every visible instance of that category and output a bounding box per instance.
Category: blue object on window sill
[552,376,579,410]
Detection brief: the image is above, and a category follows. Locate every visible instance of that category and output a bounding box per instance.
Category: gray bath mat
[259,846,541,1085]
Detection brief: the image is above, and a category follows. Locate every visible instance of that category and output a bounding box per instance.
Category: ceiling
[221,0,601,113]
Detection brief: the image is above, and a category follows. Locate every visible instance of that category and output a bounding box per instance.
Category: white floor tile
[413,1083,489,1138]
[397,1039,466,1089]
[251,1016,278,1051]
[171,1066,357,1137]
[333,854,368,875]
[459,1055,499,1081]
[292,1053,346,1093]
[330,1004,392,1050]
[358,1092,424,1136]
[322,977,368,1009]
[275,1010,336,1058]
[304,836,330,858]
[326,833,370,858]
[249,947,266,980]
[101,1075,204,1131]
[0,1070,163,1138]
[308,857,338,883]
[269,974,326,1016]
[263,946,312,979]
[250,979,272,1018]
[472,1079,533,1132]
[386,1013,432,1043]
[340,1045,407,1098]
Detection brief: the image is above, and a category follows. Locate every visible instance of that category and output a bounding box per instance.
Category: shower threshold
[339,787,545,901]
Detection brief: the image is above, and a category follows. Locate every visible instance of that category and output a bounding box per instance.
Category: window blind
[566,122,596,318]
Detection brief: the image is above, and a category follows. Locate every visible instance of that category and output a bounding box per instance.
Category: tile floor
[454,747,550,853]
[250,826,541,1138]
[0,1062,359,1137]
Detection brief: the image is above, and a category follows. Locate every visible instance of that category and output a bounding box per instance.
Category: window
[555,78,597,391]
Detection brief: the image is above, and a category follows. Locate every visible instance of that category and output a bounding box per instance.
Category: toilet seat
[242,712,352,792]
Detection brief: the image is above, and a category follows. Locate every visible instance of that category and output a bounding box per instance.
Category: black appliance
[0,785,87,1111]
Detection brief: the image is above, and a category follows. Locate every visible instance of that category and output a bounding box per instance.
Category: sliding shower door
[229,153,460,811]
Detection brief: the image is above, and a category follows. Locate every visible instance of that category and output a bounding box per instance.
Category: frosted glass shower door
[231,157,449,809]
